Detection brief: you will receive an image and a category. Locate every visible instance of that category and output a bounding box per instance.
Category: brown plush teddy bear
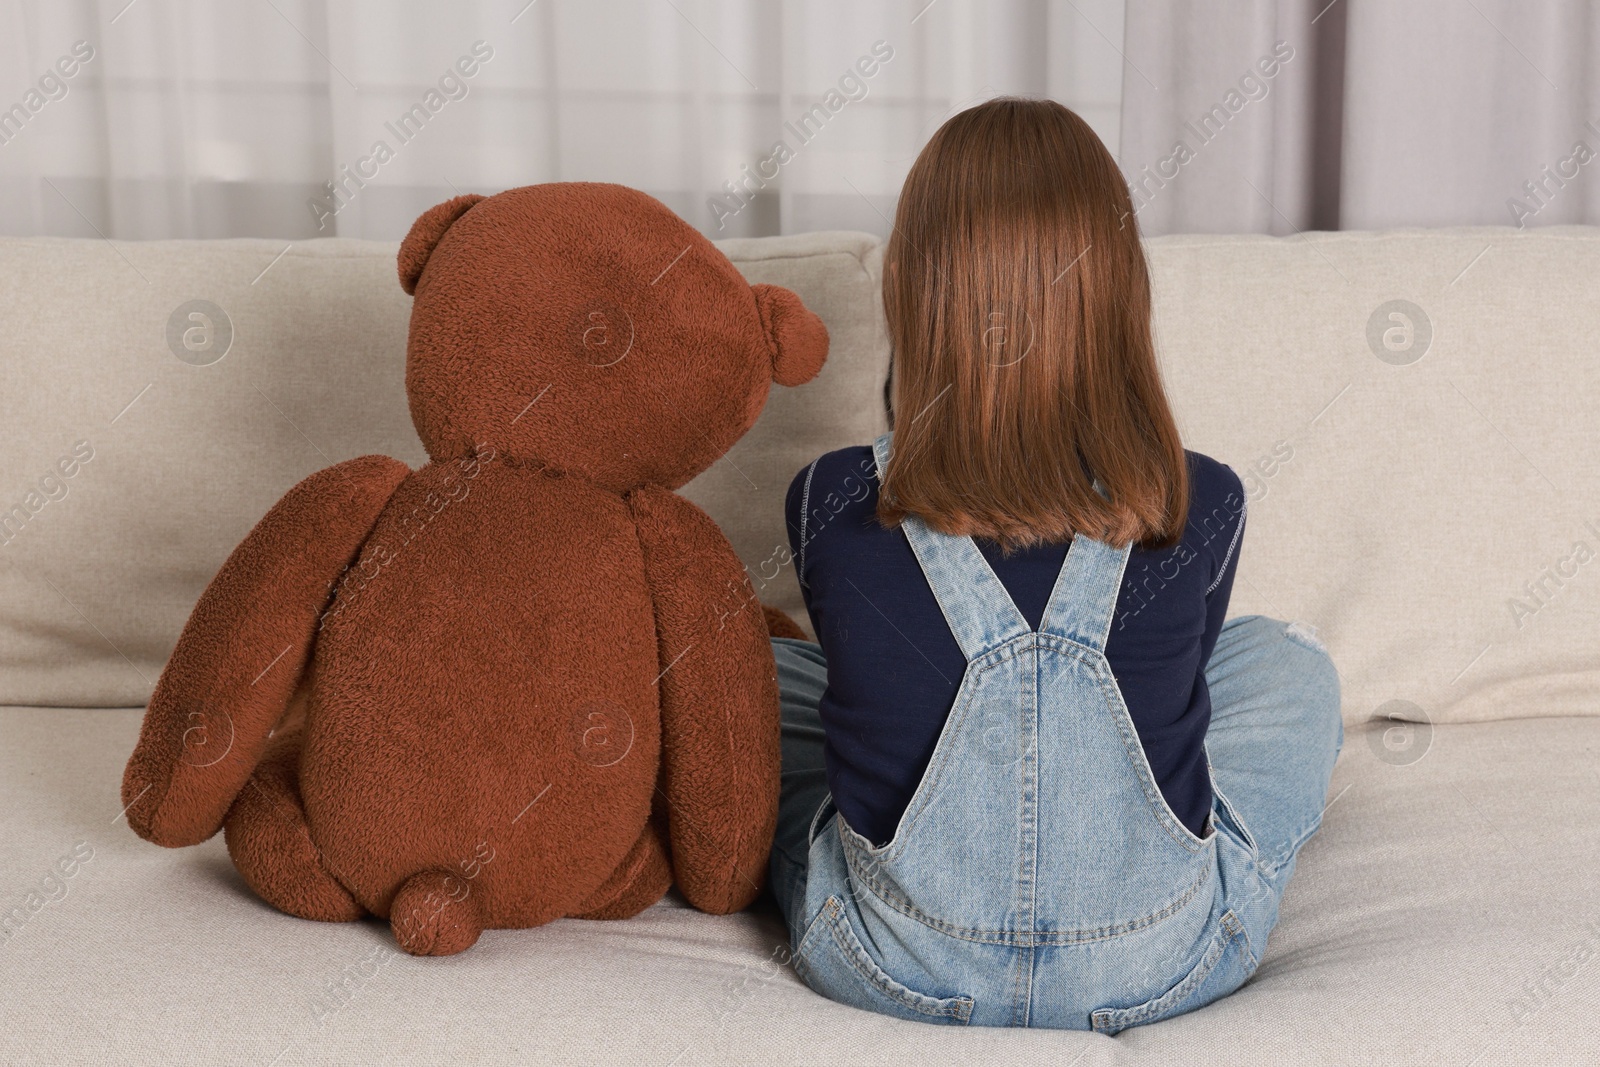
[120,183,827,956]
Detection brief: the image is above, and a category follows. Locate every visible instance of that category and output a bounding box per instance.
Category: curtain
[0,0,1127,240]
[1340,0,1600,230]
[1117,0,1337,236]
[8,1,1597,241]
[1119,0,1600,236]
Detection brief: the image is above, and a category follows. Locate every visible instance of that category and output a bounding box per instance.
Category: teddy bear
[120,183,828,956]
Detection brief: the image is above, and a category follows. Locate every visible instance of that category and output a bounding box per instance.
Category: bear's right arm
[121,455,409,848]
[627,484,780,915]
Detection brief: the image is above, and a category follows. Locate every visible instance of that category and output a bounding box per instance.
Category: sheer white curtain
[0,0,1127,240]
[10,1,1592,241]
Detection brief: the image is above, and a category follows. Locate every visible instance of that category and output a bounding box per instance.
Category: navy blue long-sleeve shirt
[785,446,1246,847]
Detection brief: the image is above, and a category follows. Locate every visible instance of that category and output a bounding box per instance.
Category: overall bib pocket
[1088,910,1257,1035]
[793,896,975,1025]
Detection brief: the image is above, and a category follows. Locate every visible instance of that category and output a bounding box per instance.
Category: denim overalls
[784,432,1290,1032]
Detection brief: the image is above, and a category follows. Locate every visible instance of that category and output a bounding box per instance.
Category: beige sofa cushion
[0,232,886,707]
[1147,228,1600,730]
[4,704,1596,1064]
[1,227,1596,732]
[677,233,888,629]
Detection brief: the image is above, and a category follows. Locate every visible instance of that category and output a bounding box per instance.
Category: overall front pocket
[1088,910,1257,1035]
[793,896,975,1025]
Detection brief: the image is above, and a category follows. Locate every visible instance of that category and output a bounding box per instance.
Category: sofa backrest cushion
[0,232,886,708]
[1150,228,1600,731]
[2,227,1596,732]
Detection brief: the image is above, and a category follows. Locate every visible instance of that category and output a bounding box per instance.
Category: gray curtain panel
[1120,0,1600,235]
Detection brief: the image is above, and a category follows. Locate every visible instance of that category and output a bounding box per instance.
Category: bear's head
[398,183,829,491]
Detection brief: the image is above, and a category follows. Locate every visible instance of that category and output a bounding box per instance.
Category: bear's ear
[398,194,485,295]
[752,284,829,387]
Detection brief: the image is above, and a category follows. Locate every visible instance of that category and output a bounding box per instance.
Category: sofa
[2,223,1597,1065]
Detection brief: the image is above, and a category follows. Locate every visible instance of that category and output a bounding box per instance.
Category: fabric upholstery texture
[3,228,1596,733]
[4,707,1597,1064]
[0,230,887,708]
[2,225,1597,1059]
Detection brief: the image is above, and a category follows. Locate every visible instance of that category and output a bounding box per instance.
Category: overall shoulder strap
[872,433,1030,661]
[1036,532,1133,653]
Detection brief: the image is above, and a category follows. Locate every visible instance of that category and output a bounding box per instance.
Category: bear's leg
[389,870,484,956]
[223,726,364,923]
[571,815,673,920]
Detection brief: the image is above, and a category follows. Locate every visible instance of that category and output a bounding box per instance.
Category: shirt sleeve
[784,458,820,609]
[1198,467,1247,669]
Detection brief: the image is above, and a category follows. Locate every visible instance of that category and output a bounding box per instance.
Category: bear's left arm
[626,484,780,914]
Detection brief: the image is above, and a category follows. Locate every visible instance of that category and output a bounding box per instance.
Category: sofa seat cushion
[3,707,1596,1065]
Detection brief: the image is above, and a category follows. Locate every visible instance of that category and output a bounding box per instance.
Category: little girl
[768,97,1342,1032]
